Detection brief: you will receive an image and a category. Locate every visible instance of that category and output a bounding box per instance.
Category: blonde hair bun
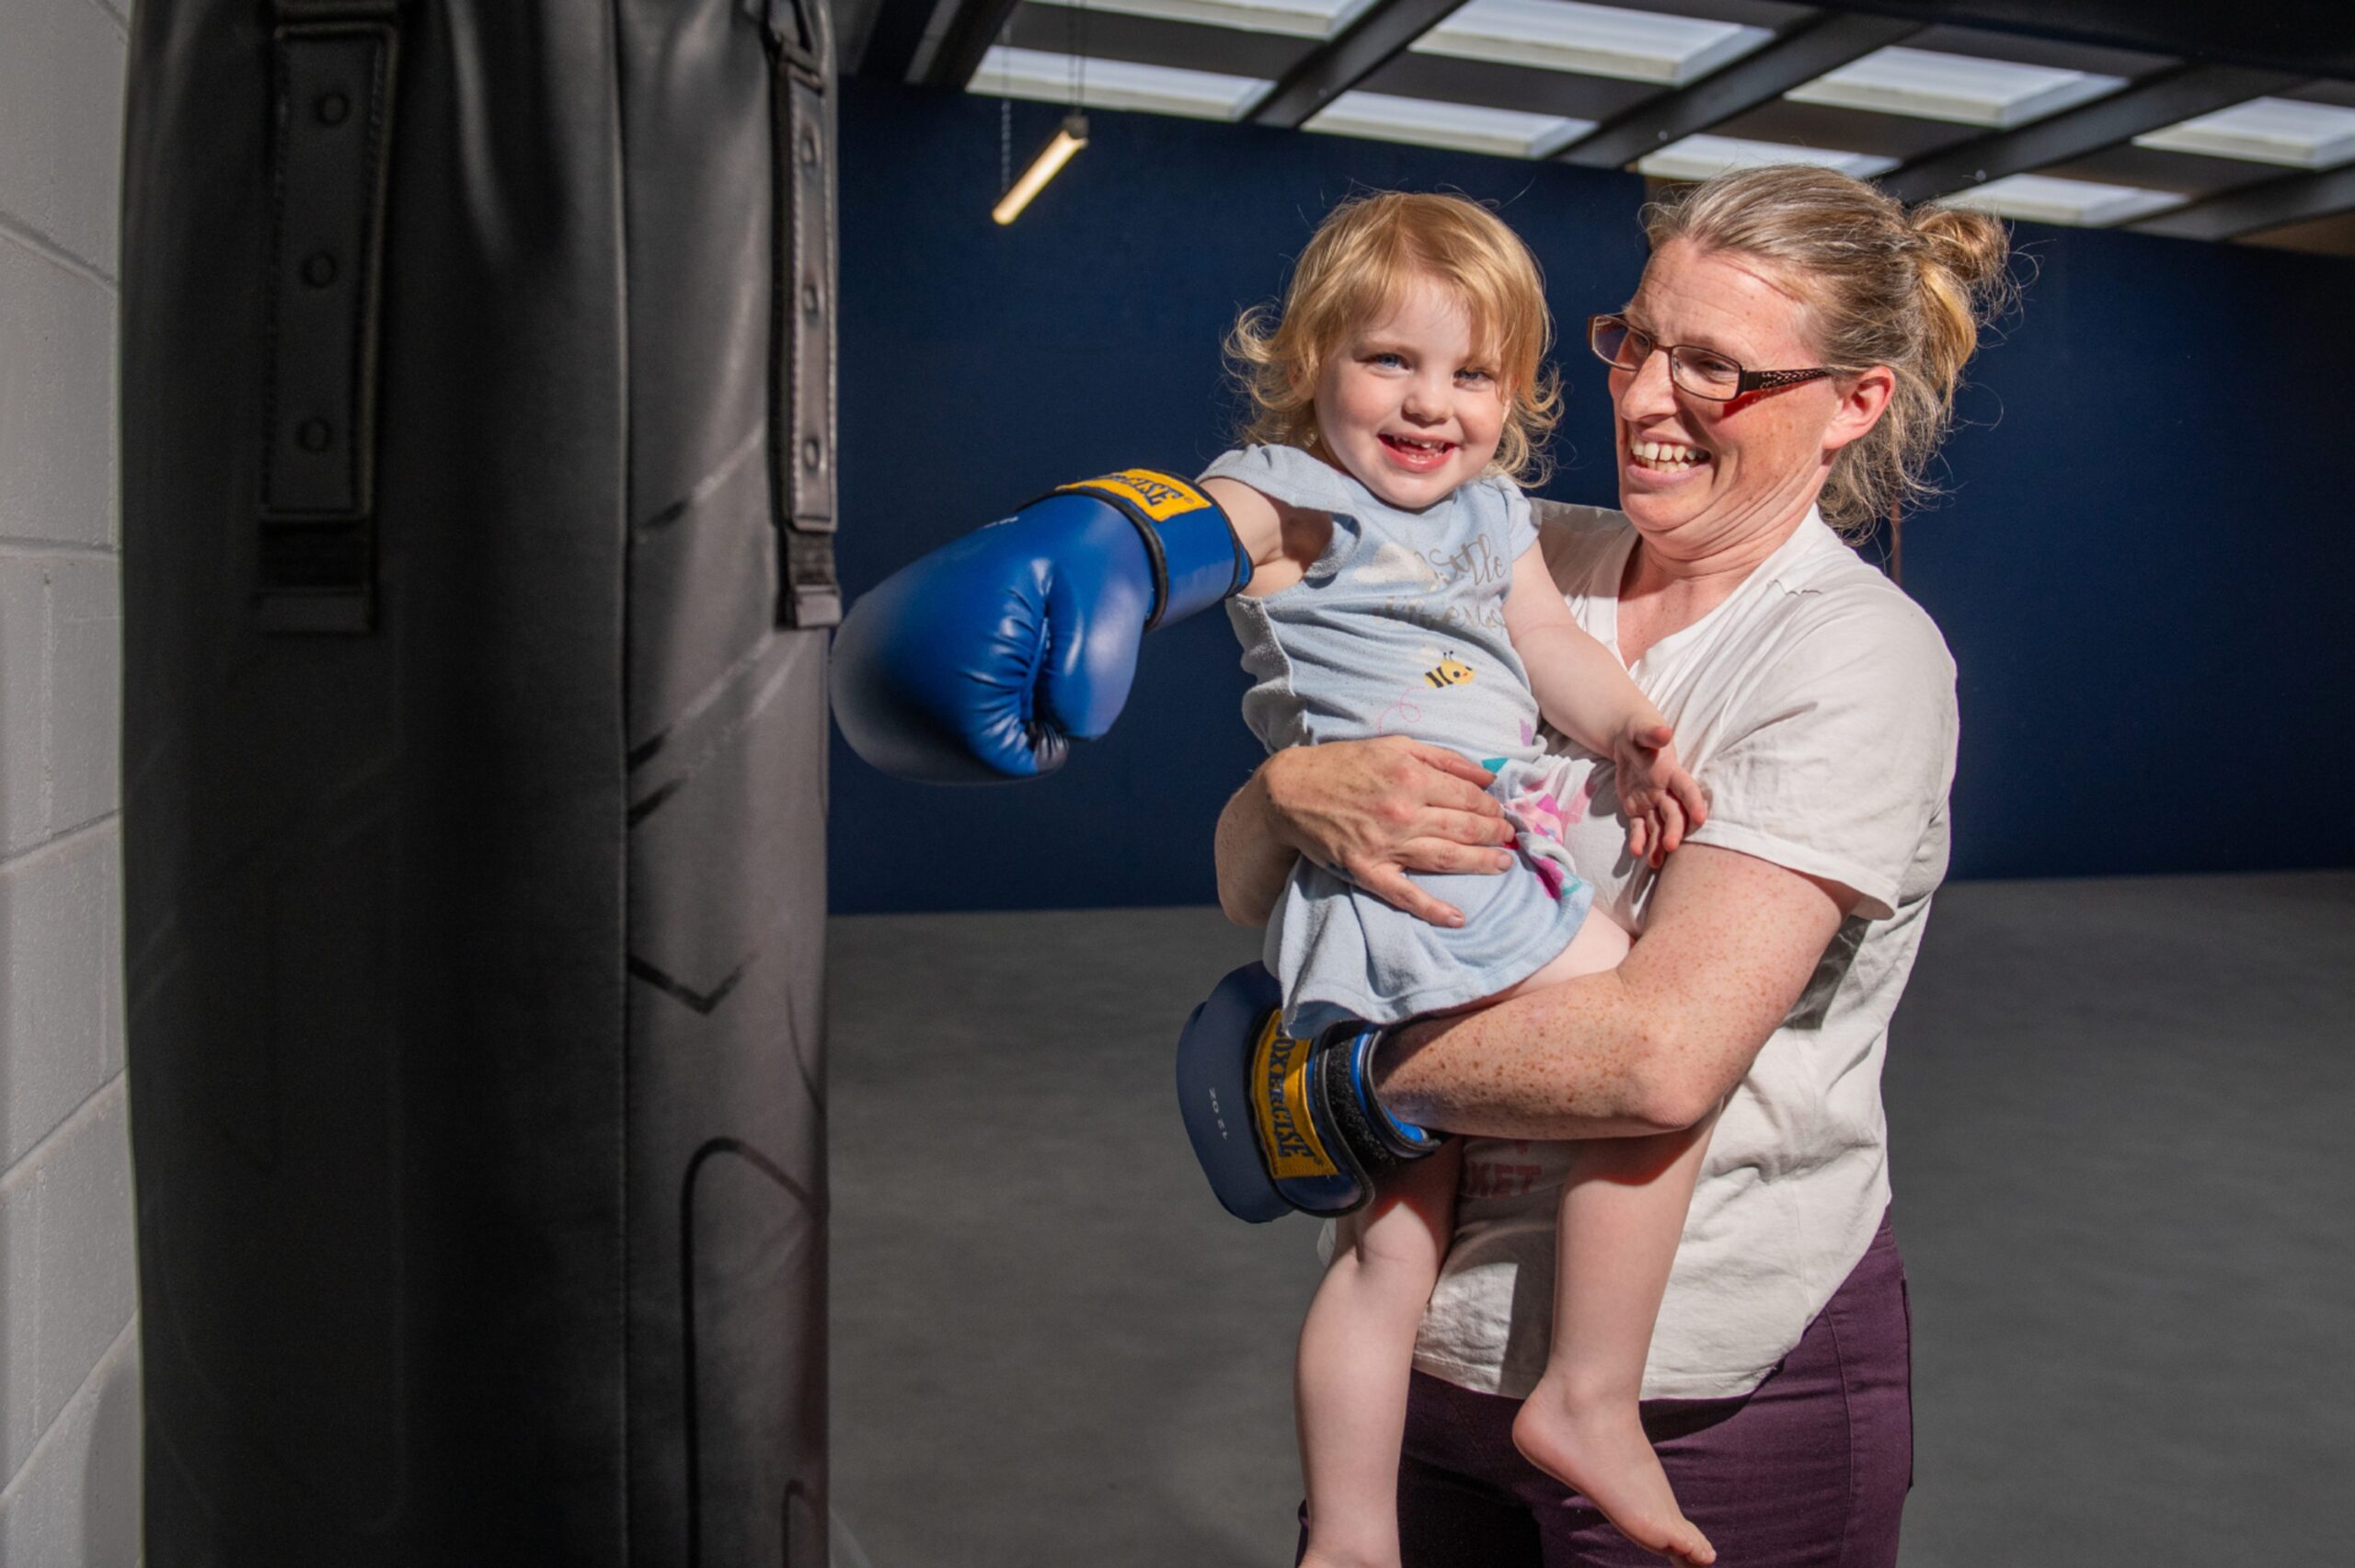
[1910,203,2013,295]
[1908,204,2016,421]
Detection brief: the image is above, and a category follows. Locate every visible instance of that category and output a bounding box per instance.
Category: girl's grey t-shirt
[1204,444,1591,1033]
[1410,502,1959,1402]
[1204,443,1546,765]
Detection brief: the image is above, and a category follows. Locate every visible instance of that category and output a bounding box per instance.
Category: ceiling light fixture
[992,0,1091,225]
[994,112,1091,224]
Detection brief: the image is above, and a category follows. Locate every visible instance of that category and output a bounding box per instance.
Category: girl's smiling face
[1312,274,1508,513]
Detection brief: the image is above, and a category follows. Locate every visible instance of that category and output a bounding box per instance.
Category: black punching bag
[120,1,837,1561]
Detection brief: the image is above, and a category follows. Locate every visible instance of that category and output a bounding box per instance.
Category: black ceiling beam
[1556,11,1922,171]
[1878,63,2303,204]
[1251,0,1471,131]
[918,0,1024,89]
[857,0,937,80]
[2127,161,2355,241]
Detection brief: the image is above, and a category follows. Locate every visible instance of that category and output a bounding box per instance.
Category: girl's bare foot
[1511,1376,1716,1566]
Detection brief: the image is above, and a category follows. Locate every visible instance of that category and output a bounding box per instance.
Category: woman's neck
[1614,502,1813,666]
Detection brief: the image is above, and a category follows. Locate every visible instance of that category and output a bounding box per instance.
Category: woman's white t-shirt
[1409,503,1959,1402]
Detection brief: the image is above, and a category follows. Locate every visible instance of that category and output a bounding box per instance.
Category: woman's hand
[1220,738,1518,928]
[1614,721,1709,868]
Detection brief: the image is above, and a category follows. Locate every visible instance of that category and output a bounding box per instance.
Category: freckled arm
[1373,842,1858,1139]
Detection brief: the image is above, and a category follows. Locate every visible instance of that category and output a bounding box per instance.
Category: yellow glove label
[1250,1013,1341,1183]
[1057,469,1212,523]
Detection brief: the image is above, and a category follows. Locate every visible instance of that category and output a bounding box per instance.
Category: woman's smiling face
[1611,239,1884,561]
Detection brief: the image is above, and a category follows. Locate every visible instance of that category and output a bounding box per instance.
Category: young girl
[1198,192,1718,1568]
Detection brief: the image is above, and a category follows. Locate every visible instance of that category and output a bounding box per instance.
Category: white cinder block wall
[0,0,143,1562]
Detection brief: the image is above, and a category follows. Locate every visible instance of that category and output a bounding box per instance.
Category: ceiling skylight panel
[1412,0,1772,86]
[1025,0,1377,41]
[1304,91,1596,159]
[1944,173,2187,226]
[1636,133,1899,183]
[1786,46,2126,128]
[2131,97,2355,169]
[971,47,1274,120]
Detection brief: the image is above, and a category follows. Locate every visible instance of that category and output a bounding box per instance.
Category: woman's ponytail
[1910,204,2016,418]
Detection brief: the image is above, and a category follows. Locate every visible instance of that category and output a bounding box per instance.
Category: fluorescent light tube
[994,114,1088,225]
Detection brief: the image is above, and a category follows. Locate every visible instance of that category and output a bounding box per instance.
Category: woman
[1212,165,2013,1566]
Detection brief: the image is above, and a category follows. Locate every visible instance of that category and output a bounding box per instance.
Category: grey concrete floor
[828,873,2355,1568]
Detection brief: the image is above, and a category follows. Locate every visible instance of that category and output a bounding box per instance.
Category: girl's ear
[1291,347,1336,421]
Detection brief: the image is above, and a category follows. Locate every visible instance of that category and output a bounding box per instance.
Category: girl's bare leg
[1511,1113,1719,1566]
[1488,914,1718,1565]
[1295,1141,1462,1568]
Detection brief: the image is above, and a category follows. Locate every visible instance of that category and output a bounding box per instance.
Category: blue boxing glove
[831,469,1252,782]
[1174,962,1446,1222]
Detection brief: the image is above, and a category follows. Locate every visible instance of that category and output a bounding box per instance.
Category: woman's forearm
[1214,763,1295,926]
[1374,966,1712,1140]
[1374,842,1855,1141]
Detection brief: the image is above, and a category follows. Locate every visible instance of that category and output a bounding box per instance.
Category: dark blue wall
[830,78,2355,914]
[1902,230,2355,882]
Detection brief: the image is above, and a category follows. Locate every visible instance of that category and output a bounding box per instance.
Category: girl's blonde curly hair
[1227,191,1561,486]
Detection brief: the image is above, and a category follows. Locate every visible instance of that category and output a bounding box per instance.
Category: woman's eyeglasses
[1587,314,1839,402]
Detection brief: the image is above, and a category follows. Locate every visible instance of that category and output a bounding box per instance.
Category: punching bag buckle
[256,0,402,634]
[764,0,840,629]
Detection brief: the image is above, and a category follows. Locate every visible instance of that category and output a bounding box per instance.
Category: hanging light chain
[999,11,1015,196]
[987,0,1088,224]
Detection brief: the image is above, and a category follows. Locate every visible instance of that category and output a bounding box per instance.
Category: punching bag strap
[763,0,842,630]
[257,0,402,634]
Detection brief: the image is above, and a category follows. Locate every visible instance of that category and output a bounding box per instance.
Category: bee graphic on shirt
[1422,651,1476,690]
[1377,648,1474,733]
